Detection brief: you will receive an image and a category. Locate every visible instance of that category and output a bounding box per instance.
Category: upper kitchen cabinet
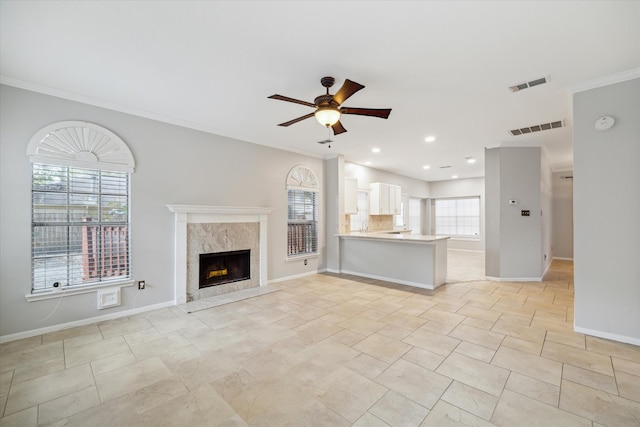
[344,178,358,214]
[370,182,401,215]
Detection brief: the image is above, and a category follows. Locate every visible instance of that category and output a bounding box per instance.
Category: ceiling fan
[268,76,392,135]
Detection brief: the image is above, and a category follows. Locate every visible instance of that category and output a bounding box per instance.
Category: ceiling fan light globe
[314,107,341,127]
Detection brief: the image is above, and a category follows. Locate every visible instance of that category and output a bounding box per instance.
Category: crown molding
[568,67,640,94]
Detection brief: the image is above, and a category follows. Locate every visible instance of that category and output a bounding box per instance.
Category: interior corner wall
[325,156,342,273]
[551,171,573,259]
[0,84,326,338]
[484,148,501,277]
[540,152,553,272]
[573,77,640,344]
[484,146,543,280]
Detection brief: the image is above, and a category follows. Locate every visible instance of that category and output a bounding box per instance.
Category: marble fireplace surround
[166,205,272,304]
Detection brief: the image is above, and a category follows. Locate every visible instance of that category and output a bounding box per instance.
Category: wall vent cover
[509,76,548,92]
[510,120,564,136]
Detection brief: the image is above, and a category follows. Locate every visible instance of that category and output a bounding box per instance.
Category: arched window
[27,121,135,293]
[285,165,319,258]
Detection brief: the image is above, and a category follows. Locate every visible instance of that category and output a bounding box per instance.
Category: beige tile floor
[2,254,640,426]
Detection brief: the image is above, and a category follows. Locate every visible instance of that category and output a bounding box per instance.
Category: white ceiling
[2,1,639,181]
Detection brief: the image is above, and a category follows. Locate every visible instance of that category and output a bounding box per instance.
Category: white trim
[268,269,327,284]
[27,121,135,172]
[166,205,272,304]
[448,248,485,254]
[26,280,134,302]
[285,253,319,263]
[340,269,442,290]
[485,276,543,282]
[0,300,174,344]
[166,205,273,216]
[568,67,640,94]
[574,325,640,347]
[553,256,574,261]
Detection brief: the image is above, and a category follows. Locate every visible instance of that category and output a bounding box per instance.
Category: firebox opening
[199,249,250,288]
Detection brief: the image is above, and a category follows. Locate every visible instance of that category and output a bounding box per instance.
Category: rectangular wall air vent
[510,120,564,136]
[509,76,548,92]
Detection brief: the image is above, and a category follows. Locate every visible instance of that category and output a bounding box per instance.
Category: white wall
[429,177,485,251]
[0,85,326,337]
[573,77,640,344]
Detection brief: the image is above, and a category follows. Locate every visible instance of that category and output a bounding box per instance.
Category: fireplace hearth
[199,249,250,288]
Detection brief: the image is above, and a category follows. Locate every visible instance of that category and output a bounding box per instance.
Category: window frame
[26,121,136,300]
[433,196,481,239]
[31,163,132,293]
[285,165,320,260]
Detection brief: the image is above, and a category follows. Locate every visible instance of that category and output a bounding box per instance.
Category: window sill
[285,253,319,263]
[25,280,134,302]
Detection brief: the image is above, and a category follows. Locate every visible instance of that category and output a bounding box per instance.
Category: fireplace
[166,205,272,304]
[199,249,250,288]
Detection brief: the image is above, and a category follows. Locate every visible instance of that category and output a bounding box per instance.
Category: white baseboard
[553,257,574,261]
[447,249,485,254]
[0,301,174,344]
[485,276,543,282]
[268,269,327,284]
[340,269,440,290]
[574,325,640,346]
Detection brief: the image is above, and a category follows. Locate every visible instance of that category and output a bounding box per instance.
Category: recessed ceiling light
[422,165,430,170]
[465,157,476,164]
[452,175,458,179]
[364,161,372,166]
[372,148,381,153]
[425,136,436,143]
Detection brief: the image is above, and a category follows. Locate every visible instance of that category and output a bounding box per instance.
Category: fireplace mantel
[166,205,273,304]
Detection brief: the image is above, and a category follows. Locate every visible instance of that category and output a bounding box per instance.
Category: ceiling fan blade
[332,79,365,106]
[340,107,392,119]
[332,121,347,135]
[277,112,315,127]
[268,94,315,108]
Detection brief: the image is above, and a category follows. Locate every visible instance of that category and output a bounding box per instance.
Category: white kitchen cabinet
[390,184,401,215]
[344,178,358,214]
[370,183,401,215]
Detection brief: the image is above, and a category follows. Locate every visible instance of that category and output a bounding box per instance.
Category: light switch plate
[97,288,121,309]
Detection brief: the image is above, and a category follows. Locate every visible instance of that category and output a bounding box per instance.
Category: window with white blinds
[32,164,131,292]
[434,196,480,238]
[287,190,318,257]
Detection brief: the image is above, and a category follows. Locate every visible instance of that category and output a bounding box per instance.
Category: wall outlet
[138,280,145,290]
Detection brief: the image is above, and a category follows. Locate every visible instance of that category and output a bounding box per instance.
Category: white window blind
[287,190,318,257]
[408,197,422,234]
[435,196,480,237]
[32,163,131,292]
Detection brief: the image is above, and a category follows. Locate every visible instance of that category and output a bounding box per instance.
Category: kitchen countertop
[337,231,449,243]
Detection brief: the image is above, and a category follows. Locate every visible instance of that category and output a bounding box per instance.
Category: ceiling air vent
[439,165,451,169]
[509,76,548,92]
[510,120,564,136]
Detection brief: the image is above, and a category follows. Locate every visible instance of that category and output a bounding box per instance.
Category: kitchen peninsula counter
[337,232,449,289]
